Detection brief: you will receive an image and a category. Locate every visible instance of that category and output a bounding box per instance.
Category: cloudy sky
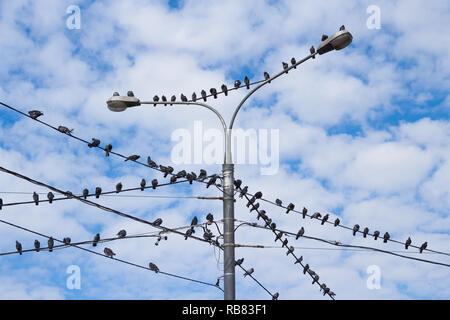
[0,0,449,300]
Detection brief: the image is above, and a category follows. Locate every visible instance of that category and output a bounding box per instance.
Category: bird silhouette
[249,203,259,212]
[153,95,159,106]
[221,84,228,96]
[352,224,360,236]
[275,232,283,242]
[286,246,295,256]
[191,92,197,102]
[104,247,115,258]
[210,88,218,99]
[117,229,126,238]
[83,188,89,199]
[311,212,322,220]
[373,230,380,240]
[33,192,39,205]
[206,213,214,223]
[28,110,43,119]
[184,228,193,240]
[244,76,250,89]
[201,90,207,102]
[16,241,22,255]
[88,138,100,148]
[272,292,279,300]
[246,197,255,207]
[383,232,390,243]
[47,192,54,204]
[321,214,329,225]
[0,198,2,210]
[104,144,112,157]
[310,46,316,58]
[190,216,198,228]
[235,258,244,266]
[363,227,369,238]
[243,268,254,277]
[239,186,248,198]
[151,179,158,189]
[405,237,412,250]
[291,57,297,68]
[419,242,427,253]
[93,233,100,247]
[58,126,73,134]
[282,62,289,73]
[149,262,159,273]
[161,95,167,106]
[294,256,303,264]
[197,169,207,181]
[296,227,305,239]
[321,34,328,41]
[302,207,308,218]
[115,182,122,193]
[340,25,345,31]
[206,175,217,188]
[286,203,295,214]
[140,179,146,191]
[275,199,282,206]
[153,218,163,226]
[282,239,288,247]
[176,170,186,178]
[303,264,309,274]
[127,91,134,97]
[234,80,241,88]
[334,218,340,227]
[125,155,140,161]
[63,237,71,245]
[147,156,157,168]
[34,240,40,252]
[95,187,102,198]
[181,94,188,102]
[170,95,176,105]
[48,237,54,252]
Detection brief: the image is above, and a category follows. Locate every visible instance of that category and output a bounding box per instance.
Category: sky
[0,0,449,300]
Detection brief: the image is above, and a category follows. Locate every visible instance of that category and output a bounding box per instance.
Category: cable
[0,218,223,292]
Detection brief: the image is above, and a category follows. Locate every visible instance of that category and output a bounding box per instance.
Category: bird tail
[93,242,97,247]
[49,248,53,252]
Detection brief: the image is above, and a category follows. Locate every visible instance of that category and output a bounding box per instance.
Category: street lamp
[106,26,352,300]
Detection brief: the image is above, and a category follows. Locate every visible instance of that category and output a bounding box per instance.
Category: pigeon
[282,238,288,247]
[163,165,174,178]
[310,46,316,58]
[206,175,217,188]
[149,262,159,273]
[88,138,100,148]
[201,90,207,102]
[95,187,102,198]
[296,227,305,240]
[197,169,207,182]
[286,246,295,256]
[340,25,345,31]
[405,237,412,250]
[162,95,167,106]
[186,173,195,184]
[153,95,159,106]
[63,237,71,245]
[83,188,89,199]
[170,95,176,105]
[363,227,369,238]
[373,230,380,240]
[221,84,228,96]
[115,182,122,193]
[320,283,327,291]
[104,144,112,157]
[184,228,193,240]
[272,292,279,300]
[190,216,198,229]
[34,240,40,252]
[168,175,176,184]
[203,229,213,241]
[181,94,188,102]
[28,110,43,119]
[321,34,328,41]
[294,256,303,264]
[176,170,186,178]
[246,197,255,207]
[140,179,146,191]
[352,224,360,236]
[104,247,115,258]
[329,291,336,297]
[321,214,329,225]
[210,88,218,99]
[239,186,248,198]
[383,232,390,243]
[0,198,2,210]
[152,218,163,226]
[234,80,241,88]
[249,203,259,213]
[323,287,330,296]
[47,192,54,204]
[244,76,250,89]
[286,203,295,214]
[48,237,54,252]
[33,192,39,205]
[151,179,158,189]
[58,126,73,134]
[113,92,119,96]
[275,232,283,242]
[334,218,340,227]
[93,233,100,247]
[127,91,134,97]
[191,92,197,102]
[270,222,277,231]
[16,241,22,255]
[302,207,308,219]
[125,155,140,161]
[235,258,244,266]
[243,268,254,277]
[291,57,297,68]
[206,213,214,223]
[419,242,427,253]
[311,212,322,220]
[303,264,310,274]
[312,274,320,284]
[282,62,289,73]
[257,210,267,221]
[275,199,282,206]
[254,191,263,199]
[147,156,157,168]
[233,179,242,189]
[117,229,127,238]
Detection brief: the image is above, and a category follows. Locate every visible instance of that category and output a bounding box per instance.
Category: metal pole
[223,128,235,300]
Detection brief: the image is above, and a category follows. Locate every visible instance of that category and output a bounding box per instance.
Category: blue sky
[0,0,449,299]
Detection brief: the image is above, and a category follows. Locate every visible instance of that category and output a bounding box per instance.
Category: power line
[0,218,223,292]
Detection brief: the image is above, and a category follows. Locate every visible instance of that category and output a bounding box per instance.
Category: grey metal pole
[222,162,235,300]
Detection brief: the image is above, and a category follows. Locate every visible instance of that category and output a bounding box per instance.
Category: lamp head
[317,28,353,55]
[106,93,141,112]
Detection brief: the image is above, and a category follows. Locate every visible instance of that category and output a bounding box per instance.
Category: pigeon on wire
[151,179,158,189]
[352,224,360,236]
[63,237,71,245]
[363,227,369,238]
[244,76,250,89]
[58,126,73,134]
[162,95,167,106]
[206,213,214,223]
[310,46,316,59]
[294,256,303,264]
[257,210,267,221]
[181,94,188,102]
[170,95,176,105]
[275,232,283,242]
[210,88,218,99]
[340,25,345,31]
[373,230,380,240]
[246,197,255,208]
[33,192,39,205]
[191,92,197,102]
[190,216,198,232]
[303,264,310,274]
[197,169,207,182]
[234,179,242,189]
[104,247,116,258]
[153,95,159,106]
[282,62,289,73]
[235,258,244,266]
[250,203,259,212]
[286,203,295,214]
[234,80,241,88]
[88,138,100,148]
[296,227,305,239]
[286,246,295,256]
[239,186,248,198]
[34,240,40,252]
[243,268,254,277]
[334,218,340,227]
[264,71,271,83]
[117,230,127,238]
[282,238,288,247]
[186,172,195,184]
[405,237,412,250]
[312,274,320,284]
[48,237,54,252]
[201,90,207,102]
[0,198,2,210]
[93,233,100,247]
[275,199,282,206]
[170,175,177,184]
[322,34,328,41]
[16,241,22,255]
[321,214,329,225]
[47,192,54,204]
[152,218,163,226]
[185,228,193,240]
[270,222,277,231]
[140,179,146,191]
[149,262,159,273]
[116,182,122,193]
[291,57,297,68]
[104,144,112,157]
[383,232,390,243]
[206,175,218,188]
[311,212,321,220]
[95,187,102,198]
[127,91,134,97]
[147,156,157,168]
[83,188,89,199]
[28,110,43,119]
[272,292,279,300]
[419,242,427,253]
[221,84,228,96]
[176,170,186,178]
[125,155,140,161]
[302,207,308,219]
